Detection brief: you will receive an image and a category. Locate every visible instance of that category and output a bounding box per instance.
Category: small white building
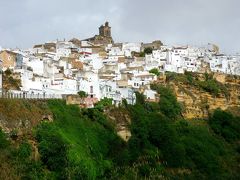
[128,72,156,89]
[26,57,44,76]
[122,42,141,57]
[144,89,157,102]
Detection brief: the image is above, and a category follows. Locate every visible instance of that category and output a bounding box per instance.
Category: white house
[26,57,44,76]
[128,72,156,89]
[144,89,157,102]
[109,46,124,56]
[122,43,141,57]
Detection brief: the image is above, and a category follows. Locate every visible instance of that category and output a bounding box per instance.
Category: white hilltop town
[0,22,240,107]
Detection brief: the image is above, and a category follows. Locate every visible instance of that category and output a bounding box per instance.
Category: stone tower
[85,21,114,45]
[99,21,111,37]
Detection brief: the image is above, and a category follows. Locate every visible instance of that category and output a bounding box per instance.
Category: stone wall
[66,95,98,108]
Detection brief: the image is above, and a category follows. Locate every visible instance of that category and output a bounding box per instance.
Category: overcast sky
[0,0,239,54]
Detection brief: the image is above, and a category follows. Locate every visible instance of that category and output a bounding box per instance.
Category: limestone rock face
[105,107,131,141]
[168,73,240,119]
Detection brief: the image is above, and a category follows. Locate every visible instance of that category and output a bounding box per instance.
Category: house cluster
[0,22,239,106]
[145,44,240,75]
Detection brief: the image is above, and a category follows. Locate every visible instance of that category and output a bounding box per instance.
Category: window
[90,86,93,93]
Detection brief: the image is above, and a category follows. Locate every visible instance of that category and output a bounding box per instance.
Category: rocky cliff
[105,107,131,141]
[160,72,240,119]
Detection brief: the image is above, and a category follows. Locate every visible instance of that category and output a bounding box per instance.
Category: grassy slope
[0,98,239,179]
[0,99,50,132]
[0,99,119,179]
[46,100,117,178]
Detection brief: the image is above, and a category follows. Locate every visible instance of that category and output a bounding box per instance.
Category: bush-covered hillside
[166,71,230,98]
[0,86,240,179]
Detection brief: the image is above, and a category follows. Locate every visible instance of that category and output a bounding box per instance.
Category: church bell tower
[99,21,111,37]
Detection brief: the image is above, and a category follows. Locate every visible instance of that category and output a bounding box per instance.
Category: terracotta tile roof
[0,50,17,55]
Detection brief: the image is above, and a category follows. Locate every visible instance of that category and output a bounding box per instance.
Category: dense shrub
[0,129,9,149]
[77,90,87,98]
[36,122,69,173]
[166,72,230,98]
[1,92,240,179]
[151,84,182,119]
[209,109,240,142]
[94,97,113,111]
[17,141,32,159]
[117,88,239,179]
[149,68,160,76]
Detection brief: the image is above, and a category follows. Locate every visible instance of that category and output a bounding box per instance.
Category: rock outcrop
[105,107,131,141]
[0,99,51,135]
[163,73,240,119]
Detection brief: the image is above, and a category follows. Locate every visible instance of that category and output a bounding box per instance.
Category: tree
[135,92,145,105]
[0,129,9,149]
[184,71,194,84]
[209,109,240,142]
[78,91,87,98]
[151,84,182,119]
[4,68,12,76]
[139,52,145,57]
[18,141,32,159]
[144,47,153,54]
[94,97,113,111]
[35,123,69,173]
[149,68,160,76]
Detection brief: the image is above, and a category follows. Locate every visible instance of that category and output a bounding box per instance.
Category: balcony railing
[0,91,63,99]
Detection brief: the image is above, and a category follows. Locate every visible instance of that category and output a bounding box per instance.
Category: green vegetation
[94,97,113,111]
[139,47,153,57]
[209,109,240,142]
[151,84,182,119]
[36,122,69,174]
[0,100,123,179]
[144,47,153,54]
[0,129,9,149]
[0,129,47,179]
[35,100,122,179]
[139,51,145,57]
[111,87,240,179]
[0,86,239,179]
[4,68,12,76]
[77,90,87,98]
[3,68,21,91]
[166,71,230,98]
[149,68,160,76]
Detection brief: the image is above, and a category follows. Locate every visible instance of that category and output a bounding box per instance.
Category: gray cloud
[0,0,239,54]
